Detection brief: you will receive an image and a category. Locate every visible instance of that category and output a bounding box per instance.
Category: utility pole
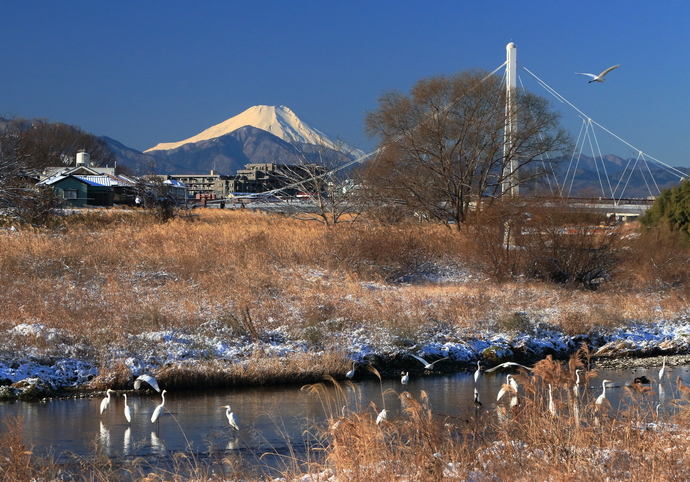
[502,42,519,196]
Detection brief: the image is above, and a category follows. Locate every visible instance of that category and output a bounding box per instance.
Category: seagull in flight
[410,355,449,370]
[576,64,619,83]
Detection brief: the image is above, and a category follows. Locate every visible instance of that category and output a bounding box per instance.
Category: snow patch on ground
[2,314,690,393]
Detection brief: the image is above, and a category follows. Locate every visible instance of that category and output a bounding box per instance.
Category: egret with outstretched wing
[576,64,619,83]
[410,355,449,370]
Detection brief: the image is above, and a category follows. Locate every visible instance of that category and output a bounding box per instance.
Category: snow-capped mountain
[104,105,364,175]
[146,105,362,158]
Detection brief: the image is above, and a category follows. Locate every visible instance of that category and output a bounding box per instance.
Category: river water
[2,364,689,475]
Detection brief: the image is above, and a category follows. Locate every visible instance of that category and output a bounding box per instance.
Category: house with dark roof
[38,173,137,207]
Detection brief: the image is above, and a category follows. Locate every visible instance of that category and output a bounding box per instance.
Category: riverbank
[2,309,689,401]
[1,209,689,400]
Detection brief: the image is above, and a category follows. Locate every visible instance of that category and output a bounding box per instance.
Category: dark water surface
[2,363,690,473]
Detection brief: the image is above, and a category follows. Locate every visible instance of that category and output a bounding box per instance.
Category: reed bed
[292,351,690,481]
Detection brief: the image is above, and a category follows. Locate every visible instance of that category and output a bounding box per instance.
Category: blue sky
[2,1,689,165]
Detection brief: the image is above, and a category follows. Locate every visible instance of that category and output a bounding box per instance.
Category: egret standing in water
[573,369,583,396]
[151,390,167,431]
[548,384,556,417]
[100,389,115,415]
[659,356,667,381]
[474,361,482,384]
[595,380,612,405]
[401,372,409,385]
[222,405,240,431]
[345,362,356,379]
[123,394,132,423]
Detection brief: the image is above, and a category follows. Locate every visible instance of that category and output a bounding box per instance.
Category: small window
[63,189,78,200]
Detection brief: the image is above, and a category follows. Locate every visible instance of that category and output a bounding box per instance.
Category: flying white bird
[222,405,240,431]
[100,389,115,415]
[410,355,449,370]
[134,374,161,392]
[484,362,533,373]
[576,64,620,83]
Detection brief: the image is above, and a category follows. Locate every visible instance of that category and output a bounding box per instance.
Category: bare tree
[362,70,571,228]
[15,118,115,170]
[0,117,115,224]
[0,117,32,209]
[281,140,363,227]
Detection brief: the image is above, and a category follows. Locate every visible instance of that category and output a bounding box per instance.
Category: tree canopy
[640,178,690,239]
[360,70,571,227]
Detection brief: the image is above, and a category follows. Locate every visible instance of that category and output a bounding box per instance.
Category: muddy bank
[592,353,690,371]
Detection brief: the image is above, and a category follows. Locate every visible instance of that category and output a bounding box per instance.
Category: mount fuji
[105,105,364,176]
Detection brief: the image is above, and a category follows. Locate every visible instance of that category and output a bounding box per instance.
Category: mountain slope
[145,105,360,156]
[101,136,186,175]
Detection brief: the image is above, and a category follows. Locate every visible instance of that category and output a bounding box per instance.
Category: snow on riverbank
[2,311,690,398]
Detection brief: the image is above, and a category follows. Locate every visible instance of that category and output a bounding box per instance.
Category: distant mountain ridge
[98,105,689,198]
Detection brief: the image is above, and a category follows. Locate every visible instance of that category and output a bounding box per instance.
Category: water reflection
[150,431,165,455]
[1,363,689,470]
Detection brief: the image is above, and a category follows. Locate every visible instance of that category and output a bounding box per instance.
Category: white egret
[345,362,356,379]
[401,372,409,385]
[100,389,115,415]
[123,394,132,423]
[474,361,482,384]
[134,374,161,392]
[484,362,533,373]
[410,355,449,370]
[497,374,518,402]
[151,389,167,430]
[376,408,388,425]
[573,368,584,396]
[595,379,612,405]
[548,384,556,417]
[659,356,667,381]
[576,64,620,83]
[222,405,240,431]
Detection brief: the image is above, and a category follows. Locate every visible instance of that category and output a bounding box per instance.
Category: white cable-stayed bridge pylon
[520,65,687,203]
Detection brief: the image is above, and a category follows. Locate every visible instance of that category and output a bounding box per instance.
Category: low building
[228,163,324,196]
[164,171,232,198]
[38,173,137,207]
